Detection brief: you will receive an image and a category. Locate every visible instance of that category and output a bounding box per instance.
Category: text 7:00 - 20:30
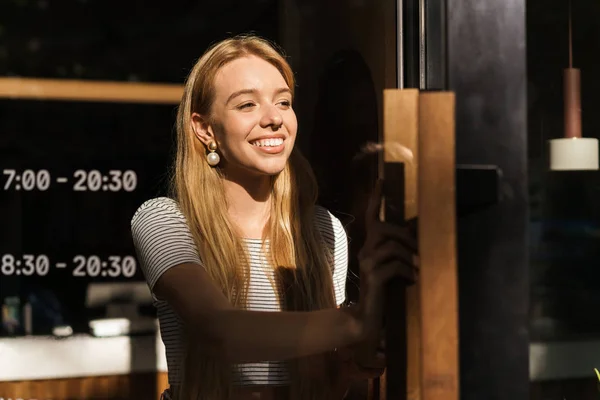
[2,169,138,192]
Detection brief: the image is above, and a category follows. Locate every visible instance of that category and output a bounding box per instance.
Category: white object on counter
[0,329,167,381]
[89,318,130,337]
[89,317,158,338]
[52,325,73,338]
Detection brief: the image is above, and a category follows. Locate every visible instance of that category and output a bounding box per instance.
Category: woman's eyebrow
[226,87,291,104]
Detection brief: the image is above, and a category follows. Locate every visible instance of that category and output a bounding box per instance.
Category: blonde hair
[172,35,340,399]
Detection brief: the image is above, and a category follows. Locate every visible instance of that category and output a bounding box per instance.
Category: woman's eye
[279,100,291,108]
[237,102,255,110]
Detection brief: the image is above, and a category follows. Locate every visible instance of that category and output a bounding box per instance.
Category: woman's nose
[260,105,283,130]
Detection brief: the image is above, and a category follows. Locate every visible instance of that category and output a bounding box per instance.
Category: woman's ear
[191,112,214,146]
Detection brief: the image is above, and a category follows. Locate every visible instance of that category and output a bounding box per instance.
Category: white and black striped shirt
[131,197,349,387]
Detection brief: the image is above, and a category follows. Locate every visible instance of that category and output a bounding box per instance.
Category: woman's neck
[222,174,272,239]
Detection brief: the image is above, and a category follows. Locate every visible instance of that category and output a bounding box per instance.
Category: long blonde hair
[172,35,340,399]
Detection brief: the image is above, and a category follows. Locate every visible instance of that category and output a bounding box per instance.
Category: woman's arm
[132,199,363,363]
[155,262,363,363]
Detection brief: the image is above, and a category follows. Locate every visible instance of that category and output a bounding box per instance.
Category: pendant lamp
[549,1,599,171]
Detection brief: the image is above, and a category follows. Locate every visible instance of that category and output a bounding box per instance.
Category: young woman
[131,35,417,400]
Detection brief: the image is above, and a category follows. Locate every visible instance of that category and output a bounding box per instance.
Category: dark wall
[447,1,530,399]
[0,0,280,82]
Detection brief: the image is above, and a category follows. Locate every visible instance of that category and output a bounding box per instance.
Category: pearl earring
[206,141,220,167]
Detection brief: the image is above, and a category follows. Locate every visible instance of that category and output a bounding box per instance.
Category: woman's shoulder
[129,197,201,291]
[313,205,348,238]
[131,197,187,227]
[134,196,180,213]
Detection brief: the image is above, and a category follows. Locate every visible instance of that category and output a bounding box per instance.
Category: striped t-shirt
[130,197,349,386]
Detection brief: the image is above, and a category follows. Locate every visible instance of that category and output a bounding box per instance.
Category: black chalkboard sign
[0,99,177,333]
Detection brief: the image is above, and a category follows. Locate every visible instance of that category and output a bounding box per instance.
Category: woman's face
[194,55,297,177]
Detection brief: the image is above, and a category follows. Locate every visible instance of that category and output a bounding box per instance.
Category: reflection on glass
[528,0,600,341]
[310,50,379,302]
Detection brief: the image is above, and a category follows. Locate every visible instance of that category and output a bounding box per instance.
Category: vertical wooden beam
[417,92,458,400]
[381,88,421,400]
[383,89,420,219]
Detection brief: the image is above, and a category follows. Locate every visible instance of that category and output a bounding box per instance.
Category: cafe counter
[1,331,600,399]
[0,332,168,399]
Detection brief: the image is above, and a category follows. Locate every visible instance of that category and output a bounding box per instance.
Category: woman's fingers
[374,260,417,285]
[365,351,386,370]
[365,179,384,228]
[375,240,415,268]
[382,223,418,251]
[378,334,386,352]
[362,255,417,287]
[364,222,418,253]
[361,239,418,273]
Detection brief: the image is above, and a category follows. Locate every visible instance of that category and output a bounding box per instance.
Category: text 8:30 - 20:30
[1,254,137,278]
[2,169,138,192]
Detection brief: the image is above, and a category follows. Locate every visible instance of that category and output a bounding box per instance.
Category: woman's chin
[224,161,287,179]
[257,164,287,176]
[251,156,290,176]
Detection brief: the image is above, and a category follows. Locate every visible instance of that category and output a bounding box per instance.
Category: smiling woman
[190,55,297,180]
[130,34,418,400]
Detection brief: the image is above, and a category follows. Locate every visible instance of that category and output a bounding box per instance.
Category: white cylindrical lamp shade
[549,137,599,170]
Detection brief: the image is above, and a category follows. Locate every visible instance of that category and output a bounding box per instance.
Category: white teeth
[251,138,284,147]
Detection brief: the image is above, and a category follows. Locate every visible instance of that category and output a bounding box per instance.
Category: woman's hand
[354,179,418,366]
[333,334,386,398]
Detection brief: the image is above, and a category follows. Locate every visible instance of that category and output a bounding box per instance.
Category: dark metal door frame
[397,0,447,90]
[393,1,530,399]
